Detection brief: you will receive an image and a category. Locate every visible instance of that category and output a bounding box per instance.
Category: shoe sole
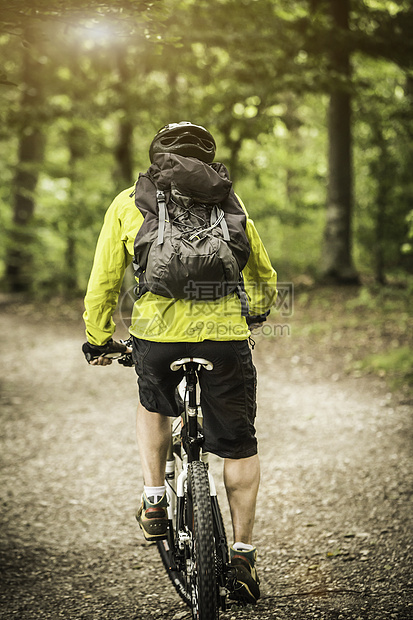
[230,562,260,605]
[138,519,168,542]
[230,581,259,605]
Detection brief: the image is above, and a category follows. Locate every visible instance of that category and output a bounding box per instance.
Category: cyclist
[82,121,277,605]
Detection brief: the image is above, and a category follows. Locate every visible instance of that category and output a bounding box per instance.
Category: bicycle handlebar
[100,339,130,358]
[105,339,134,366]
[85,338,134,366]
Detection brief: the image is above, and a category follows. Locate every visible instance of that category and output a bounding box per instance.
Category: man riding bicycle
[82,121,277,605]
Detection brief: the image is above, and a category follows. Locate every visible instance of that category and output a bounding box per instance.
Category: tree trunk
[62,126,85,294]
[114,117,134,188]
[113,46,135,191]
[372,126,390,285]
[5,27,45,292]
[227,137,243,182]
[322,0,359,284]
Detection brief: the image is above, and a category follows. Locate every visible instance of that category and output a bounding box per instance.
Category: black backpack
[132,153,251,309]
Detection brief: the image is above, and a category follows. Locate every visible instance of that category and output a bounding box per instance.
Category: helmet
[149,121,216,164]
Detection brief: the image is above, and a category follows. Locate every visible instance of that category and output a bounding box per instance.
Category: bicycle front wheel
[187,460,218,620]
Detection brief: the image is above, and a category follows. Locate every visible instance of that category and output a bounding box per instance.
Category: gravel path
[0,303,412,619]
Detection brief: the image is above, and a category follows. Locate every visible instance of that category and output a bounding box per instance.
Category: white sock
[233,542,254,552]
[144,485,166,503]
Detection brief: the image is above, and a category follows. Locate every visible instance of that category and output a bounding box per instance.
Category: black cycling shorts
[132,338,257,459]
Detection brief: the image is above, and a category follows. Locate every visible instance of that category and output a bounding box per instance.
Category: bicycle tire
[157,461,221,617]
[187,460,218,620]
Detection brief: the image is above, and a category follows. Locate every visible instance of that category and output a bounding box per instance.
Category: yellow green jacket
[83,187,277,345]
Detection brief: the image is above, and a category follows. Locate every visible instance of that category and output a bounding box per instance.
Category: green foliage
[0,0,412,294]
[344,285,413,391]
[401,210,413,256]
[290,282,413,395]
[353,55,413,280]
[355,346,413,385]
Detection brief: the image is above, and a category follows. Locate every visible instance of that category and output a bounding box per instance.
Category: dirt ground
[0,296,412,620]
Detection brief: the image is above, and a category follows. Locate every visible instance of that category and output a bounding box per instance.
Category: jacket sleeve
[243,217,278,316]
[83,197,132,346]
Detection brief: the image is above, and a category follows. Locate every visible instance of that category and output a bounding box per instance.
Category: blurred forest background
[1,0,412,391]
[1,0,413,293]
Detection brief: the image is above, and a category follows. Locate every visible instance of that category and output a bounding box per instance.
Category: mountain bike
[106,342,238,619]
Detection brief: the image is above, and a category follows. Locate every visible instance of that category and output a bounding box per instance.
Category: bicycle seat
[170,357,214,372]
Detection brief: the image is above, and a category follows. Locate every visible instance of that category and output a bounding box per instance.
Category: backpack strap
[236,273,250,316]
[157,190,167,246]
[210,206,230,241]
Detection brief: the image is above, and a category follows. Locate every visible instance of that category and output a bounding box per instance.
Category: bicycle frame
[165,357,214,519]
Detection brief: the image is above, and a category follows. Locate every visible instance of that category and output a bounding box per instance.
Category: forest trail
[0,300,412,620]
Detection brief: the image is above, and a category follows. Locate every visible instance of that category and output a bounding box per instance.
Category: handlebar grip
[102,340,128,357]
[82,339,132,363]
